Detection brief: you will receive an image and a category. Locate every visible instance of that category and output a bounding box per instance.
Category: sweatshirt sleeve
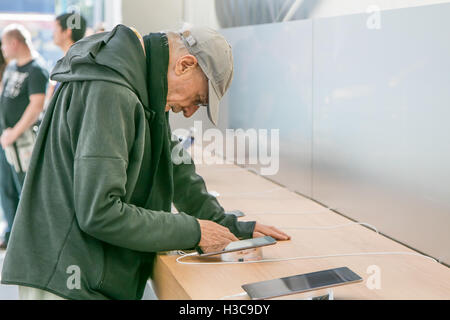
[70,82,201,252]
[170,137,256,239]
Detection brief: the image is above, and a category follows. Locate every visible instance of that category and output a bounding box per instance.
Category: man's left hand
[253,222,291,241]
[0,128,19,149]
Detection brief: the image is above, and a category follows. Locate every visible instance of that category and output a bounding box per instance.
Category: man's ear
[175,54,198,76]
[65,28,73,41]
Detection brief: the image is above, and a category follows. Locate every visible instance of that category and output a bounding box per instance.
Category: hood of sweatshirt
[51,24,149,108]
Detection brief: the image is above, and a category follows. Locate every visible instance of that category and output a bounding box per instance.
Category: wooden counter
[153,160,450,300]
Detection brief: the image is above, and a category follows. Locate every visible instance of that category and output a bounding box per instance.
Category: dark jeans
[0,146,25,244]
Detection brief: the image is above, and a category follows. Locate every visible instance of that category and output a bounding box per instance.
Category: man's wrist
[237,220,256,239]
[11,126,23,140]
[223,214,256,239]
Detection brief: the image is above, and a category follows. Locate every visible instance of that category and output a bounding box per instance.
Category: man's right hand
[197,219,239,253]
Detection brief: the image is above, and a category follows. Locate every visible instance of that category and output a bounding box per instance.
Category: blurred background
[2,0,449,71]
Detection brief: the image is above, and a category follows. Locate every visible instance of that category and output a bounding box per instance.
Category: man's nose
[183,105,200,117]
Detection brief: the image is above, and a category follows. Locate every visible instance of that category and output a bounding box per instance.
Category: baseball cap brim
[207,80,220,126]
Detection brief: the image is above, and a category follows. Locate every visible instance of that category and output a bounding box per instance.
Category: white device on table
[196,236,276,257]
[241,266,363,300]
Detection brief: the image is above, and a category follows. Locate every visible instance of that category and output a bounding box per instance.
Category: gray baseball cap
[179,27,234,126]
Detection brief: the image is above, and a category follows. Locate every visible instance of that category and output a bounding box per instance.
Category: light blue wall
[218,3,450,264]
[312,3,450,264]
[221,20,313,196]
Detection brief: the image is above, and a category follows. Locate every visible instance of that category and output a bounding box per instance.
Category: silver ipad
[196,236,276,257]
[242,267,363,300]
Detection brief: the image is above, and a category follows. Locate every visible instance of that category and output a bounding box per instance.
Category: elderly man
[1,24,289,300]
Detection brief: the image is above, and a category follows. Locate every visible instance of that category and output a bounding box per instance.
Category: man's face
[166,54,208,118]
[1,35,17,60]
[53,20,71,47]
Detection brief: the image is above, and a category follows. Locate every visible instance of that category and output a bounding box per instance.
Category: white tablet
[242,267,363,300]
[196,236,276,257]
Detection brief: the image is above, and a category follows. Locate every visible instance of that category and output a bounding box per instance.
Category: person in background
[0,40,8,94]
[45,12,87,99]
[0,40,8,91]
[0,40,7,239]
[0,24,49,249]
[53,12,87,55]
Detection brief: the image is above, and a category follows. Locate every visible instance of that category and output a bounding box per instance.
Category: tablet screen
[198,236,276,257]
[242,267,362,300]
[225,236,274,251]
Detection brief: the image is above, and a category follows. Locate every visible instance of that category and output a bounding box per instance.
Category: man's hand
[0,128,19,149]
[3,93,45,150]
[197,219,239,253]
[253,222,291,241]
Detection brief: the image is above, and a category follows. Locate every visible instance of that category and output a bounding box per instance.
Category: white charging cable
[215,187,284,197]
[176,201,442,268]
[279,222,379,234]
[176,222,438,265]
[175,219,437,265]
[219,292,248,300]
[176,252,199,260]
[245,208,336,215]
[176,250,437,265]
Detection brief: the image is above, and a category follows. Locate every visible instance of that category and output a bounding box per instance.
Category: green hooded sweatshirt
[1,25,255,300]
